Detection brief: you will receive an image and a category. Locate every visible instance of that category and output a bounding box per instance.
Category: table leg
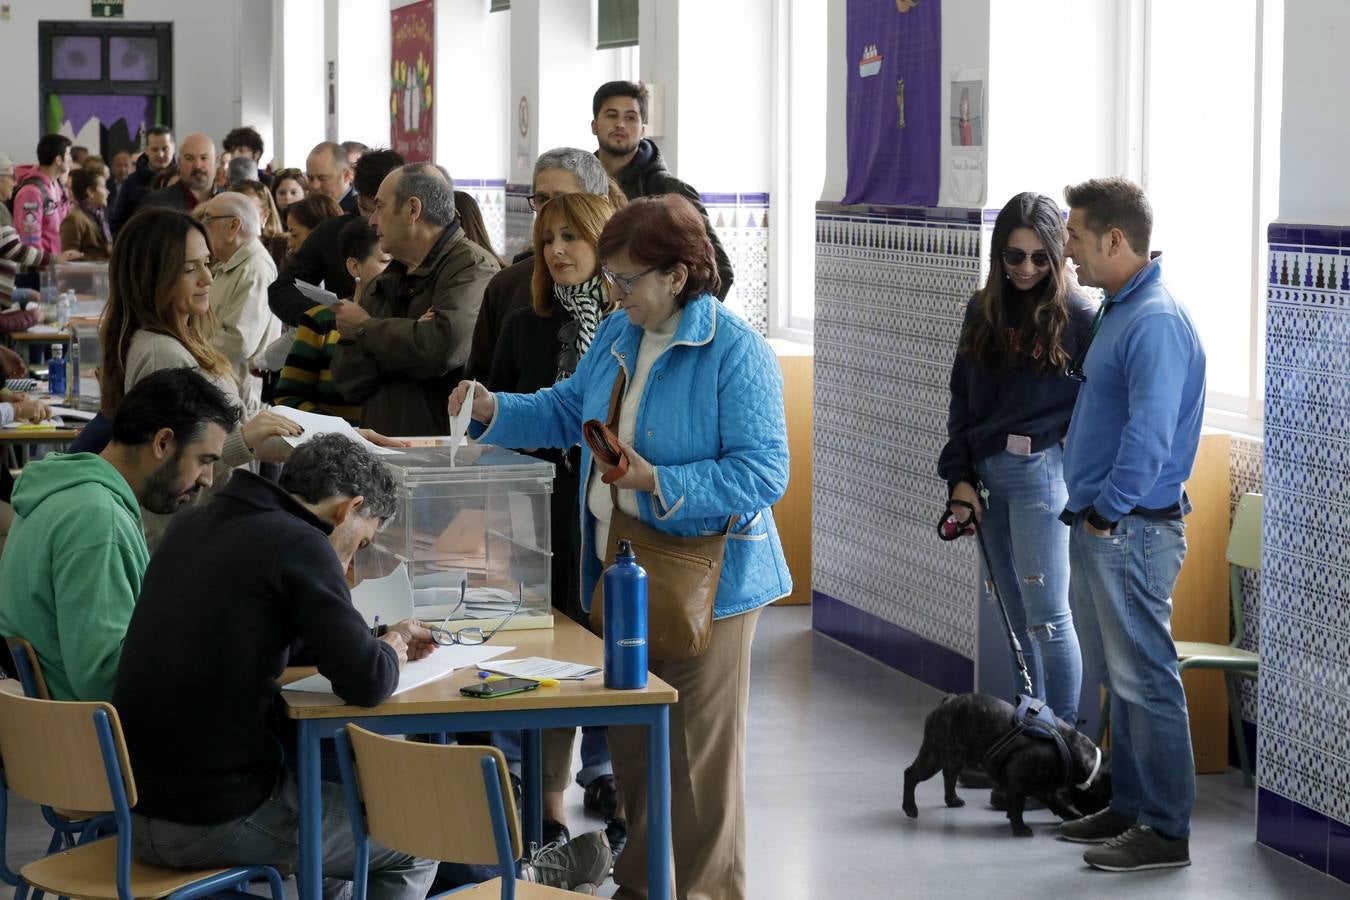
[295,721,323,900]
[523,728,542,849]
[646,706,671,900]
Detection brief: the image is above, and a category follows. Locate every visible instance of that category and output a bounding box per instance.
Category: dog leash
[937,499,1035,698]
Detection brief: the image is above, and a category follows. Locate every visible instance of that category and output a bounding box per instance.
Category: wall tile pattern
[813,203,986,661]
[1229,435,1263,724]
[456,178,506,260]
[704,193,771,335]
[1257,222,1350,884]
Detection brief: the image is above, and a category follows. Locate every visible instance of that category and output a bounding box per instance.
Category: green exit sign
[91,1,123,17]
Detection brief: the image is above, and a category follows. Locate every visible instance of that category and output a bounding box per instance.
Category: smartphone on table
[460,677,541,698]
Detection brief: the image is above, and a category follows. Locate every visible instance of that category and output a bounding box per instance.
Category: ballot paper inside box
[352,443,557,630]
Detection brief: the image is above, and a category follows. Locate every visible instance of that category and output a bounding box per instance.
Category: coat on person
[12,167,69,255]
[59,204,112,261]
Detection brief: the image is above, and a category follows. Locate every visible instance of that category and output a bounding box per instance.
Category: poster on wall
[843,0,942,207]
[390,0,434,163]
[940,68,987,208]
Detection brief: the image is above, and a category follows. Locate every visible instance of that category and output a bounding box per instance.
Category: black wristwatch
[1085,506,1117,531]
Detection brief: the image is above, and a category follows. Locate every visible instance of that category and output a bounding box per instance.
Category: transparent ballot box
[51,261,109,316]
[353,443,556,632]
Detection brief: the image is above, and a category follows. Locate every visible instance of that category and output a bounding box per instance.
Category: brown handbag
[585,368,733,660]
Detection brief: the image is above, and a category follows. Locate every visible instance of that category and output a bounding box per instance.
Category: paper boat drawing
[859,44,882,77]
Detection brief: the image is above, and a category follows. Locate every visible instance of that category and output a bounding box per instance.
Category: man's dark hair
[592,80,649,122]
[69,168,103,204]
[338,217,381,264]
[278,433,397,520]
[223,126,264,157]
[1063,176,1153,254]
[109,368,240,448]
[145,125,174,141]
[352,148,405,200]
[36,134,72,168]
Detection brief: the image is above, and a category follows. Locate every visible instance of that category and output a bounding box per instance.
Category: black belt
[1059,492,1190,527]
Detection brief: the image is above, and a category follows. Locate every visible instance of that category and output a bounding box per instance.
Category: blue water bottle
[603,539,648,689]
[47,344,66,398]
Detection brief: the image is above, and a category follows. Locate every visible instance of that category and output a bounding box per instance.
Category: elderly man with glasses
[195,191,283,415]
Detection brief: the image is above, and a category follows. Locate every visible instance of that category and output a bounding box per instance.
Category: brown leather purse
[585,369,733,660]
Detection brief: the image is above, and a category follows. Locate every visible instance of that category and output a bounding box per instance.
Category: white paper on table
[446,380,477,460]
[26,324,59,334]
[272,407,401,455]
[485,657,602,681]
[283,644,513,696]
[294,279,341,307]
[47,405,96,422]
[351,562,414,628]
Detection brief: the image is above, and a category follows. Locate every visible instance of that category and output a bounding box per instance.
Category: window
[38,21,173,159]
[597,0,638,50]
[1138,0,1281,429]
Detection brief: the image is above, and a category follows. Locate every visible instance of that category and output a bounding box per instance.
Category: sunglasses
[1001,248,1051,268]
[600,264,658,295]
[427,582,524,646]
[556,318,580,380]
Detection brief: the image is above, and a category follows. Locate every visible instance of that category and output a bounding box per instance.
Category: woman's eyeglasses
[601,265,658,295]
[427,582,524,646]
[1001,248,1051,268]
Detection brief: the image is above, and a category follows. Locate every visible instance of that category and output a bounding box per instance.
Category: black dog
[902,693,1110,837]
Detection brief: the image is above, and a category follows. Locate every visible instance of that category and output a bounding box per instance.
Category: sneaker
[583,774,620,820]
[523,829,612,892]
[1059,807,1136,844]
[1083,824,1191,871]
[605,816,628,861]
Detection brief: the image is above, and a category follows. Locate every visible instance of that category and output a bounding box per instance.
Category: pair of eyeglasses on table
[424,581,525,646]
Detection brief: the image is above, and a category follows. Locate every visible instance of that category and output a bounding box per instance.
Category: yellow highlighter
[484,674,560,688]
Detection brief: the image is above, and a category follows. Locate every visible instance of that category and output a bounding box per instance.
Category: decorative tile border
[813,202,987,670]
[1230,435,1263,726]
[1259,221,1350,871]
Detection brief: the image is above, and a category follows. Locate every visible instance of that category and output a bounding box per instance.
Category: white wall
[280,0,325,168]
[0,0,252,163]
[821,0,847,201]
[435,0,508,179]
[334,0,392,150]
[1278,0,1349,224]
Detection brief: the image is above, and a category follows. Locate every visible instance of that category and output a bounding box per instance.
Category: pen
[371,615,381,638]
[485,674,560,687]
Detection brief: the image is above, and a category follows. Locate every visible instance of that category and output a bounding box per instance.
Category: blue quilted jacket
[479,292,792,618]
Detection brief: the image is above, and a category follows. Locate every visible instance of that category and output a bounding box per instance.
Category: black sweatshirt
[112,471,398,824]
[938,290,1098,488]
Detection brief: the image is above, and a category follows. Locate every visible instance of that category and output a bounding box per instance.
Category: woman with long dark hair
[939,191,1097,733]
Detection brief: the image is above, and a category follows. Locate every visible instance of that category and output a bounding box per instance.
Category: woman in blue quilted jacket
[450,194,790,900]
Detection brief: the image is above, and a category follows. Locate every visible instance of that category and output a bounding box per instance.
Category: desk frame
[290,696,671,899]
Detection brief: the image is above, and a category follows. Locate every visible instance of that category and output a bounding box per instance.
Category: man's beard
[141,452,200,515]
[599,135,640,158]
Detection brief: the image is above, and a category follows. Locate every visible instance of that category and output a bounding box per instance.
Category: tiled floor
[6,607,1349,899]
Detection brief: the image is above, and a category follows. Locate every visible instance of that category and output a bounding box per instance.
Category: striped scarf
[553,273,606,375]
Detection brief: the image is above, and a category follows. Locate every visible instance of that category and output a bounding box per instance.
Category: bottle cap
[50,343,62,353]
[616,538,635,560]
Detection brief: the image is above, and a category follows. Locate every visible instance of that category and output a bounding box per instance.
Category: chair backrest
[0,690,137,813]
[342,725,521,866]
[4,636,52,699]
[1227,493,1263,571]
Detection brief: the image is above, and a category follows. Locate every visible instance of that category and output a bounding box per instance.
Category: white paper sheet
[294,279,341,307]
[447,380,477,459]
[47,405,97,422]
[283,644,513,696]
[351,562,414,628]
[485,657,602,681]
[272,407,402,455]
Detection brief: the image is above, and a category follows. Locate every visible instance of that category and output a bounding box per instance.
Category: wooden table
[5,331,71,345]
[281,617,678,900]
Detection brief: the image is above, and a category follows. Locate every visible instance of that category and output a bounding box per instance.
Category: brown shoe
[1058,807,1135,843]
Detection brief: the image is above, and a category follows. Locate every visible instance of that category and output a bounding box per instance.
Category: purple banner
[843,0,941,207]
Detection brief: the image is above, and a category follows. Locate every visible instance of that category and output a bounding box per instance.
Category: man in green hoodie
[0,369,237,700]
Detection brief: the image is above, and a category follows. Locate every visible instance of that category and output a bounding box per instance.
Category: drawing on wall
[949,79,984,147]
[390,0,434,163]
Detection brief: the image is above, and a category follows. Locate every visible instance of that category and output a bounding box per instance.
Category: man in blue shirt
[1055,177,1206,872]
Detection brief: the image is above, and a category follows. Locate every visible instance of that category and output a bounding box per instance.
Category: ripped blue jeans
[974,444,1082,725]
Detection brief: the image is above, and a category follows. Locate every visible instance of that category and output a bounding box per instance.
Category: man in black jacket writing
[113,433,438,900]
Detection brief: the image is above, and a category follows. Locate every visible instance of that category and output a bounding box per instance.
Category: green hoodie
[0,452,147,700]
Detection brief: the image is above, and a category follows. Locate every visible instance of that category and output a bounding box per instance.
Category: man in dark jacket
[465,146,611,381]
[591,80,733,299]
[331,164,499,434]
[114,433,439,900]
[268,149,405,326]
[109,125,175,233]
[140,132,217,214]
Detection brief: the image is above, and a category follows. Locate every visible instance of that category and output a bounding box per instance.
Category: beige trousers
[609,604,763,900]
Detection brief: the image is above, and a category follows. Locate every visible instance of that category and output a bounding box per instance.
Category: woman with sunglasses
[486,191,619,849]
[450,194,790,900]
[939,191,1097,743]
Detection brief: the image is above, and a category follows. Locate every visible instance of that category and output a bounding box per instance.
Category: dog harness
[981,695,1077,791]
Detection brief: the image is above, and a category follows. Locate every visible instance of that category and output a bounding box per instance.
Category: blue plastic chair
[0,689,286,900]
[336,724,575,899]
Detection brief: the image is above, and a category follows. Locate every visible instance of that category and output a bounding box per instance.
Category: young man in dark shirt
[114,433,439,900]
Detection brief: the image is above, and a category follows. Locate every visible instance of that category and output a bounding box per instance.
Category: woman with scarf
[487,190,618,849]
[59,168,113,261]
